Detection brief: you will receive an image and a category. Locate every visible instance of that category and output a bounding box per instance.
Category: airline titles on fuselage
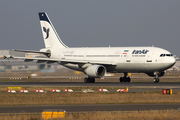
[132,49,149,54]
[63,51,75,54]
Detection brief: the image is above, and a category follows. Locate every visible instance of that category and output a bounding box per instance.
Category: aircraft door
[123,50,130,62]
[83,52,87,60]
[144,50,154,71]
[146,51,153,63]
[126,55,131,62]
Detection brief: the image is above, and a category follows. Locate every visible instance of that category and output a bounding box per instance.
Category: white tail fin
[39,12,68,48]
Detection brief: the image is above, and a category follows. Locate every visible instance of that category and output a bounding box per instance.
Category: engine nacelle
[84,65,106,78]
[146,71,166,77]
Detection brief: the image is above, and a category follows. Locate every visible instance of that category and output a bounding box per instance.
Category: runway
[1,82,180,114]
[0,104,179,113]
[1,82,180,88]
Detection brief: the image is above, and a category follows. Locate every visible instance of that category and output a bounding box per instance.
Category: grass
[0,114,40,120]
[0,110,180,120]
[0,91,180,106]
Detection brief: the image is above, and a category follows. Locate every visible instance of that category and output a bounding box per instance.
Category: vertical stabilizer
[39,12,68,48]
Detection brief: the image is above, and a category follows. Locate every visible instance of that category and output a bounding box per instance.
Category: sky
[0,1,180,56]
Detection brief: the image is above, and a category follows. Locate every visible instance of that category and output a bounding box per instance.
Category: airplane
[5,12,176,83]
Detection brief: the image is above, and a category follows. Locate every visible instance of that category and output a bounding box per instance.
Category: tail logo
[43,27,50,39]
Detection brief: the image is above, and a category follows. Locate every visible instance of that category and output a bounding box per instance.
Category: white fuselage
[49,46,176,73]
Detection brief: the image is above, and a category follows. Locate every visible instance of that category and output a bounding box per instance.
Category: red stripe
[123,53,127,54]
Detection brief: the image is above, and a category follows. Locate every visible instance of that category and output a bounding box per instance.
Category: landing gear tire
[91,78,95,83]
[84,77,95,83]
[119,76,131,83]
[153,72,160,83]
[127,77,131,83]
[119,77,123,83]
[153,78,159,83]
[123,78,127,83]
[84,77,88,83]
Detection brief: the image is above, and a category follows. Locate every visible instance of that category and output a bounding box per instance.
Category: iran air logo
[43,27,50,39]
[132,49,149,54]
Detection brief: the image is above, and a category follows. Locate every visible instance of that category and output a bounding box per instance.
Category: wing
[5,56,116,65]
[61,58,116,65]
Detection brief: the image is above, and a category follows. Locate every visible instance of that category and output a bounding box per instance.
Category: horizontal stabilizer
[13,49,50,54]
[13,49,51,57]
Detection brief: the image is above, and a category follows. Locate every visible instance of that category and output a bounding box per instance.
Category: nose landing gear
[153,78,159,83]
[119,72,131,83]
[154,73,160,83]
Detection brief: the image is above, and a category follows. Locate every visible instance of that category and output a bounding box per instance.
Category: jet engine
[84,65,106,78]
[146,71,165,77]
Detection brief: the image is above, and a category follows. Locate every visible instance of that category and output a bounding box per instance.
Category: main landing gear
[84,77,95,83]
[119,72,131,83]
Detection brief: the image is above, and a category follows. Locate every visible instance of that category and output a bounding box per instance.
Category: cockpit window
[160,54,165,57]
[160,54,173,57]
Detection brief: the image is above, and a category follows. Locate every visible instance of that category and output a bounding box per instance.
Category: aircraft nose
[162,57,176,70]
[169,57,176,67]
